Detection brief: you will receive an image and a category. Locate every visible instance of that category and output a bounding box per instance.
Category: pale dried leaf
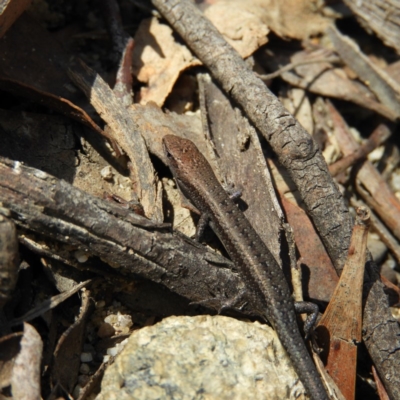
[133,2,270,106]
[132,17,201,106]
[232,0,332,40]
[0,332,22,390]
[10,323,42,400]
[204,0,269,58]
[272,0,331,39]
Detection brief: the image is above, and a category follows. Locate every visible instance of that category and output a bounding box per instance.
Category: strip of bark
[68,60,163,222]
[329,124,391,177]
[0,216,18,308]
[199,74,283,263]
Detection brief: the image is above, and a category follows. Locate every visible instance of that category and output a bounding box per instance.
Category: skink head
[162,135,213,182]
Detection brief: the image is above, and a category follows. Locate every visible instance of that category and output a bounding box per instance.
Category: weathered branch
[0,157,261,317]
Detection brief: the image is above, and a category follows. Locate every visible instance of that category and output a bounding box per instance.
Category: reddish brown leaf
[280,196,338,302]
[372,365,390,400]
[317,208,370,400]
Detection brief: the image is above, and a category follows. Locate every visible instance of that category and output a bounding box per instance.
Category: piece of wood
[68,60,163,222]
[328,26,400,118]
[343,0,400,55]
[328,101,400,243]
[0,157,264,318]
[0,216,18,309]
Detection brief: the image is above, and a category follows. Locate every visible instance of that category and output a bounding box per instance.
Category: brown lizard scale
[163,134,329,400]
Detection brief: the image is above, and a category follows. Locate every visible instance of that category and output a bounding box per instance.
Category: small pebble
[381,257,398,284]
[74,250,89,263]
[80,363,90,374]
[103,355,110,363]
[107,347,119,357]
[101,166,113,180]
[80,352,93,363]
[72,384,82,399]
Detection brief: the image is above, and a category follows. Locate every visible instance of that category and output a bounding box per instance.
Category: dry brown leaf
[203,1,269,58]
[51,289,94,393]
[132,18,201,106]
[317,208,370,400]
[133,4,270,106]
[247,0,332,39]
[279,196,338,302]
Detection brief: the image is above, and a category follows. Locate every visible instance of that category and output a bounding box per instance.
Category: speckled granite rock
[96,315,306,400]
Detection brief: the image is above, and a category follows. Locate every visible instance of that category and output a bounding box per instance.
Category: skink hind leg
[294,301,319,339]
[217,287,248,314]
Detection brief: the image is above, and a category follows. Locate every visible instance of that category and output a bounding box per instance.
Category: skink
[163,134,328,400]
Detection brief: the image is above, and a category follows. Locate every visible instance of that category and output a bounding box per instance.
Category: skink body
[163,134,328,400]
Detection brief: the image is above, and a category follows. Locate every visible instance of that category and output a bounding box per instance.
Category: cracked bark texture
[0,157,264,318]
[150,1,400,398]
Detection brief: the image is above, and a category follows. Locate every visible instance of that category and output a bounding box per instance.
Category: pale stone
[96,315,306,400]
